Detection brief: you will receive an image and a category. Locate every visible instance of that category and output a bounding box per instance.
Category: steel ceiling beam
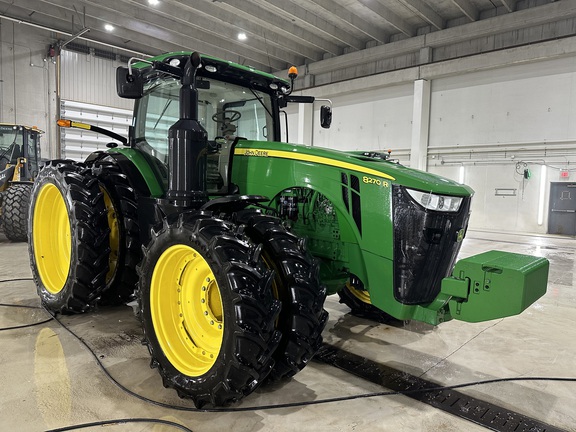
[213,0,343,56]
[113,0,305,66]
[257,0,365,50]
[450,0,479,22]
[500,0,517,13]
[356,0,415,37]
[397,0,445,30]
[159,0,322,62]
[307,0,388,43]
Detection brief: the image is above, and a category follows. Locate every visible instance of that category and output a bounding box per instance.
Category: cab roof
[0,123,44,134]
[133,51,290,95]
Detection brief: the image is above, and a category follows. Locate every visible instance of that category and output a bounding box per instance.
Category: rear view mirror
[116,67,144,99]
[320,105,332,129]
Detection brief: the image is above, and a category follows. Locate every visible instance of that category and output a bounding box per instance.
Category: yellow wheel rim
[101,187,119,285]
[151,244,224,376]
[33,183,71,295]
[347,282,372,304]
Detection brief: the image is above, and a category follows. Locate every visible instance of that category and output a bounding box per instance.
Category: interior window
[0,126,23,165]
[27,133,39,176]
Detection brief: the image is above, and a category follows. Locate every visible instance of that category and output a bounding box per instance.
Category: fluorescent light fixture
[459,165,465,184]
[237,32,247,41]
[104,24,115,32]
[148,0,160,4]
[537,165,547,225]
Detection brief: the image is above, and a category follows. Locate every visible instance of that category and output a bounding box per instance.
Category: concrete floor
[0,229,575,432]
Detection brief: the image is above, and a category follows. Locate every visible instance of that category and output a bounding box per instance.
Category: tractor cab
[0,124,42,190]
[118,53,330,196]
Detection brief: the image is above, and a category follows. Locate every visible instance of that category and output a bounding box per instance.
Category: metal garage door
[548,182,576,235]
[60,100,132,162]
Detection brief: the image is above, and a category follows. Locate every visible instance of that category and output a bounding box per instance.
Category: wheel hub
[151,244,224,376]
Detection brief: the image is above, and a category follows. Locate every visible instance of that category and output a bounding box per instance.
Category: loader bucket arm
[0,166,16,191]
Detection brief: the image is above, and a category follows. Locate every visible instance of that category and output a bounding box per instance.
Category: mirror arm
[127,57,152,77]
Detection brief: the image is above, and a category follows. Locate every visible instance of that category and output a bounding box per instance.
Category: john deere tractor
[0,124,42,241]
[28,51,549,407]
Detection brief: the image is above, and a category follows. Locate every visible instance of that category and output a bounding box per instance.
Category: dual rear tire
[139,212,283,407]
[28,161,109,313]
[139,210,328,406]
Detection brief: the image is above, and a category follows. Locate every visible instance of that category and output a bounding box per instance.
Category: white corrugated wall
[60,50,133,111]
[59,49,134,160]
[60,100,132,162]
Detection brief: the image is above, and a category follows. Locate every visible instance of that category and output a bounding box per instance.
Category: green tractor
[0,123,42,242]
[27,52,548,407]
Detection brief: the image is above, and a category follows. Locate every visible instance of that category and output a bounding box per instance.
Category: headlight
[406,189,463,212]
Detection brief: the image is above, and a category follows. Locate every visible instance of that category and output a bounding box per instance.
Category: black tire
[2,183,32,242]
[338,279,402,324]
[233,210,328,380]
[28,160,110,314]
[89,156,143,305]
[138,212,282,407]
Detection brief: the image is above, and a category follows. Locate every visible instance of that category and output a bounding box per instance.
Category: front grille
[392,185,471,305]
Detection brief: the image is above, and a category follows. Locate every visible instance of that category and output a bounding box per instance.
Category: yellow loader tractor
[0,124,42,242]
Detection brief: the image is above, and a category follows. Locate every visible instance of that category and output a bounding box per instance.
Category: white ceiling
[0,0,569,73]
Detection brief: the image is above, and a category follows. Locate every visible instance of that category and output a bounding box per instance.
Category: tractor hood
[235,140,474,197]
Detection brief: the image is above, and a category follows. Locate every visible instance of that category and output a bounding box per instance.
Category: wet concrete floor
[0,229,574,431]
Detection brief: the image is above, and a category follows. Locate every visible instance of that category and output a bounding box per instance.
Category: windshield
[0,125,23,165]
[134,76,275,165]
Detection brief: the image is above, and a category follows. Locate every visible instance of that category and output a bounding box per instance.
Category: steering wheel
[212,110,242,124]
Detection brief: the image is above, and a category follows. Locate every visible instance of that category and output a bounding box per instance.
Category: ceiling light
[237,32,247,41]
[148,0,160,5]
[104,24,114,32]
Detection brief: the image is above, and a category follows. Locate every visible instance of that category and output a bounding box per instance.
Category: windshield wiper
[248,87,273,120]
[154,99,173,129]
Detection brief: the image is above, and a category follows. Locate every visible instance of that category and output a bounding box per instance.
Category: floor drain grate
[315,344,567,432]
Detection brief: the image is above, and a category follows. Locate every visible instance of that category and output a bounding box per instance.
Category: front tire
[338,279,401,324]
[138,212,282,407]
[28,160,110,314]
[2,183,32,242]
